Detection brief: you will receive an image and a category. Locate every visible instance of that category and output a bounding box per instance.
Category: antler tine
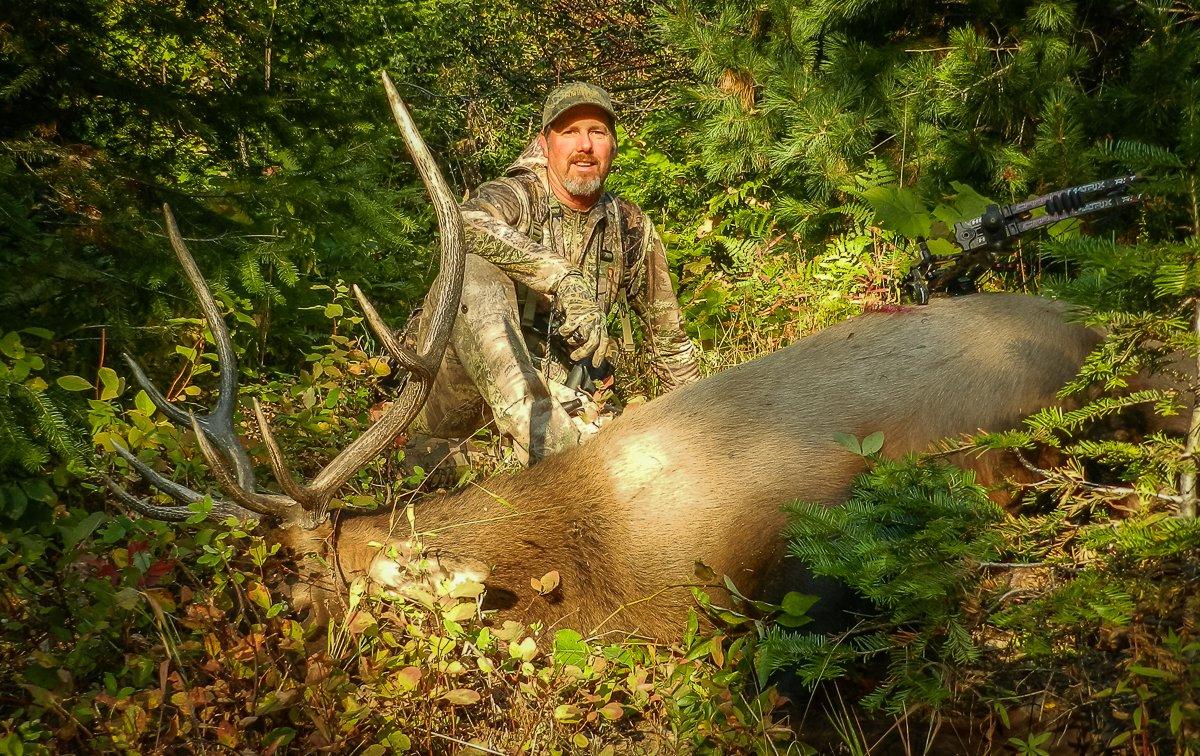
[101,472,258,523]
[120,352,194,428]
[105,444,260,522]
[251,399,313,505]
[162,206,238,420]
[102,473,201,522]
[121,205,258,490]
[351,283,427,381]
[380,71,465,375]
[187,414,299,519]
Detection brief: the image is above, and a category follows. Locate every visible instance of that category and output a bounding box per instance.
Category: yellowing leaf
[346,609,377,635]
[531,570,560,595]
[255,688,300,716]
[440,688,481,706]
[509,636,538,662]
[395,666,421,691]
[599,701,624,721]
[449,580,485,599]
[0,332,24,359]
[710,634,726,668]
[442,602,477,622]
[348,577,367,612]
[135,390,156,417]
[204,633,222,659]
[247,582,271,610]
[216,719,239,748]
[97,366,121,400]
[693,560,717,582]
[493,620,525,641]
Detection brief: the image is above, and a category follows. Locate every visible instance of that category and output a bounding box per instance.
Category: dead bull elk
[107,74,1104,642]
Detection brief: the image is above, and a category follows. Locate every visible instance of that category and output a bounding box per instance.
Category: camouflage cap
[541,82,617,131]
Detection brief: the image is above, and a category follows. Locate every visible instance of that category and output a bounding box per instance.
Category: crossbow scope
[907,174,1141,304]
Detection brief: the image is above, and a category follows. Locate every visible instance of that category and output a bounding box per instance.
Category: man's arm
[463,175,608,365]
[461,177,576,296]
[628,219,702,390]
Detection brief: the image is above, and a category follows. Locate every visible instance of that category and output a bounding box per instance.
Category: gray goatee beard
[563,174,604,198]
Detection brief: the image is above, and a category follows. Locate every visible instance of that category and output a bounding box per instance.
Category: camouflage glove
[554,271,609,368]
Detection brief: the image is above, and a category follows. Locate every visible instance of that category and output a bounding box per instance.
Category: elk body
[278,293,1100,640]
[109,74,1103,643]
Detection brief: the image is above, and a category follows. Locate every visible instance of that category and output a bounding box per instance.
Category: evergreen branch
[1012,450,1184,507]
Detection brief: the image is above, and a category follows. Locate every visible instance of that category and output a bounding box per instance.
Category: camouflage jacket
[460,140,701,389]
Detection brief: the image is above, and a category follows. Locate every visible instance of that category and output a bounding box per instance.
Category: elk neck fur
[276,293,1103,641]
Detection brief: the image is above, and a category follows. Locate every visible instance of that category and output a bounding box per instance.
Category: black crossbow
[906,174,1142,304]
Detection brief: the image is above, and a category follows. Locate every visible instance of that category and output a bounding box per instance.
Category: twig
[1013,450,1185,506]
[1177,296,1200,517]
[589,584,683,636]
[96,327,107,400]
[426,730,505,754]
[166,334,204,402]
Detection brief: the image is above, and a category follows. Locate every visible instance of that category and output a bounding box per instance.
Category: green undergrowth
[0,506,800,753]
[765,451,1200,753]
[0,295,805,753]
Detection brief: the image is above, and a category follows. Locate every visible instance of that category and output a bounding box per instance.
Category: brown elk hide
[280,293,1103,641]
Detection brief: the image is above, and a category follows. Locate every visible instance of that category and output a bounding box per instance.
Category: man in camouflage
[414,82,700,464]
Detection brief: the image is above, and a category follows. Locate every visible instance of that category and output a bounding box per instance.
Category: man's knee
[496,391,581,464]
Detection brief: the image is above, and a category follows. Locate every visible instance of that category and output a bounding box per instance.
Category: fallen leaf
[599,701,624,721]
[395,666,422,691]
[531,570,560,595]
[346,609,377,635]
[441,688,481,706]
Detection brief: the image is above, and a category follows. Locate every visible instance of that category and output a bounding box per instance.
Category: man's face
[538,104,616,208]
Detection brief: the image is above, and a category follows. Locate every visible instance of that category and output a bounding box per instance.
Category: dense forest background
[3,0,1200,752]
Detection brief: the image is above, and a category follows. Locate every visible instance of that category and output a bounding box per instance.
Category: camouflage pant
[412,254,582,465]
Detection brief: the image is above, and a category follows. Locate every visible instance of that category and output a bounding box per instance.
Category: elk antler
[106,72,464,529]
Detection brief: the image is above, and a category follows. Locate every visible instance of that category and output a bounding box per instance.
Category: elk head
[103,72,477,615]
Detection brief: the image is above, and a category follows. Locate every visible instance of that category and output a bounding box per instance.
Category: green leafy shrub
[761,457,1004,713]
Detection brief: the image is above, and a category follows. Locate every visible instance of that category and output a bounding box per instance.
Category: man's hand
[554,271,609,367]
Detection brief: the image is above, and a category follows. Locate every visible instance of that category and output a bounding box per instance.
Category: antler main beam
[289,71,465,507]
[122,207,257,490]
[107,73,464,529]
